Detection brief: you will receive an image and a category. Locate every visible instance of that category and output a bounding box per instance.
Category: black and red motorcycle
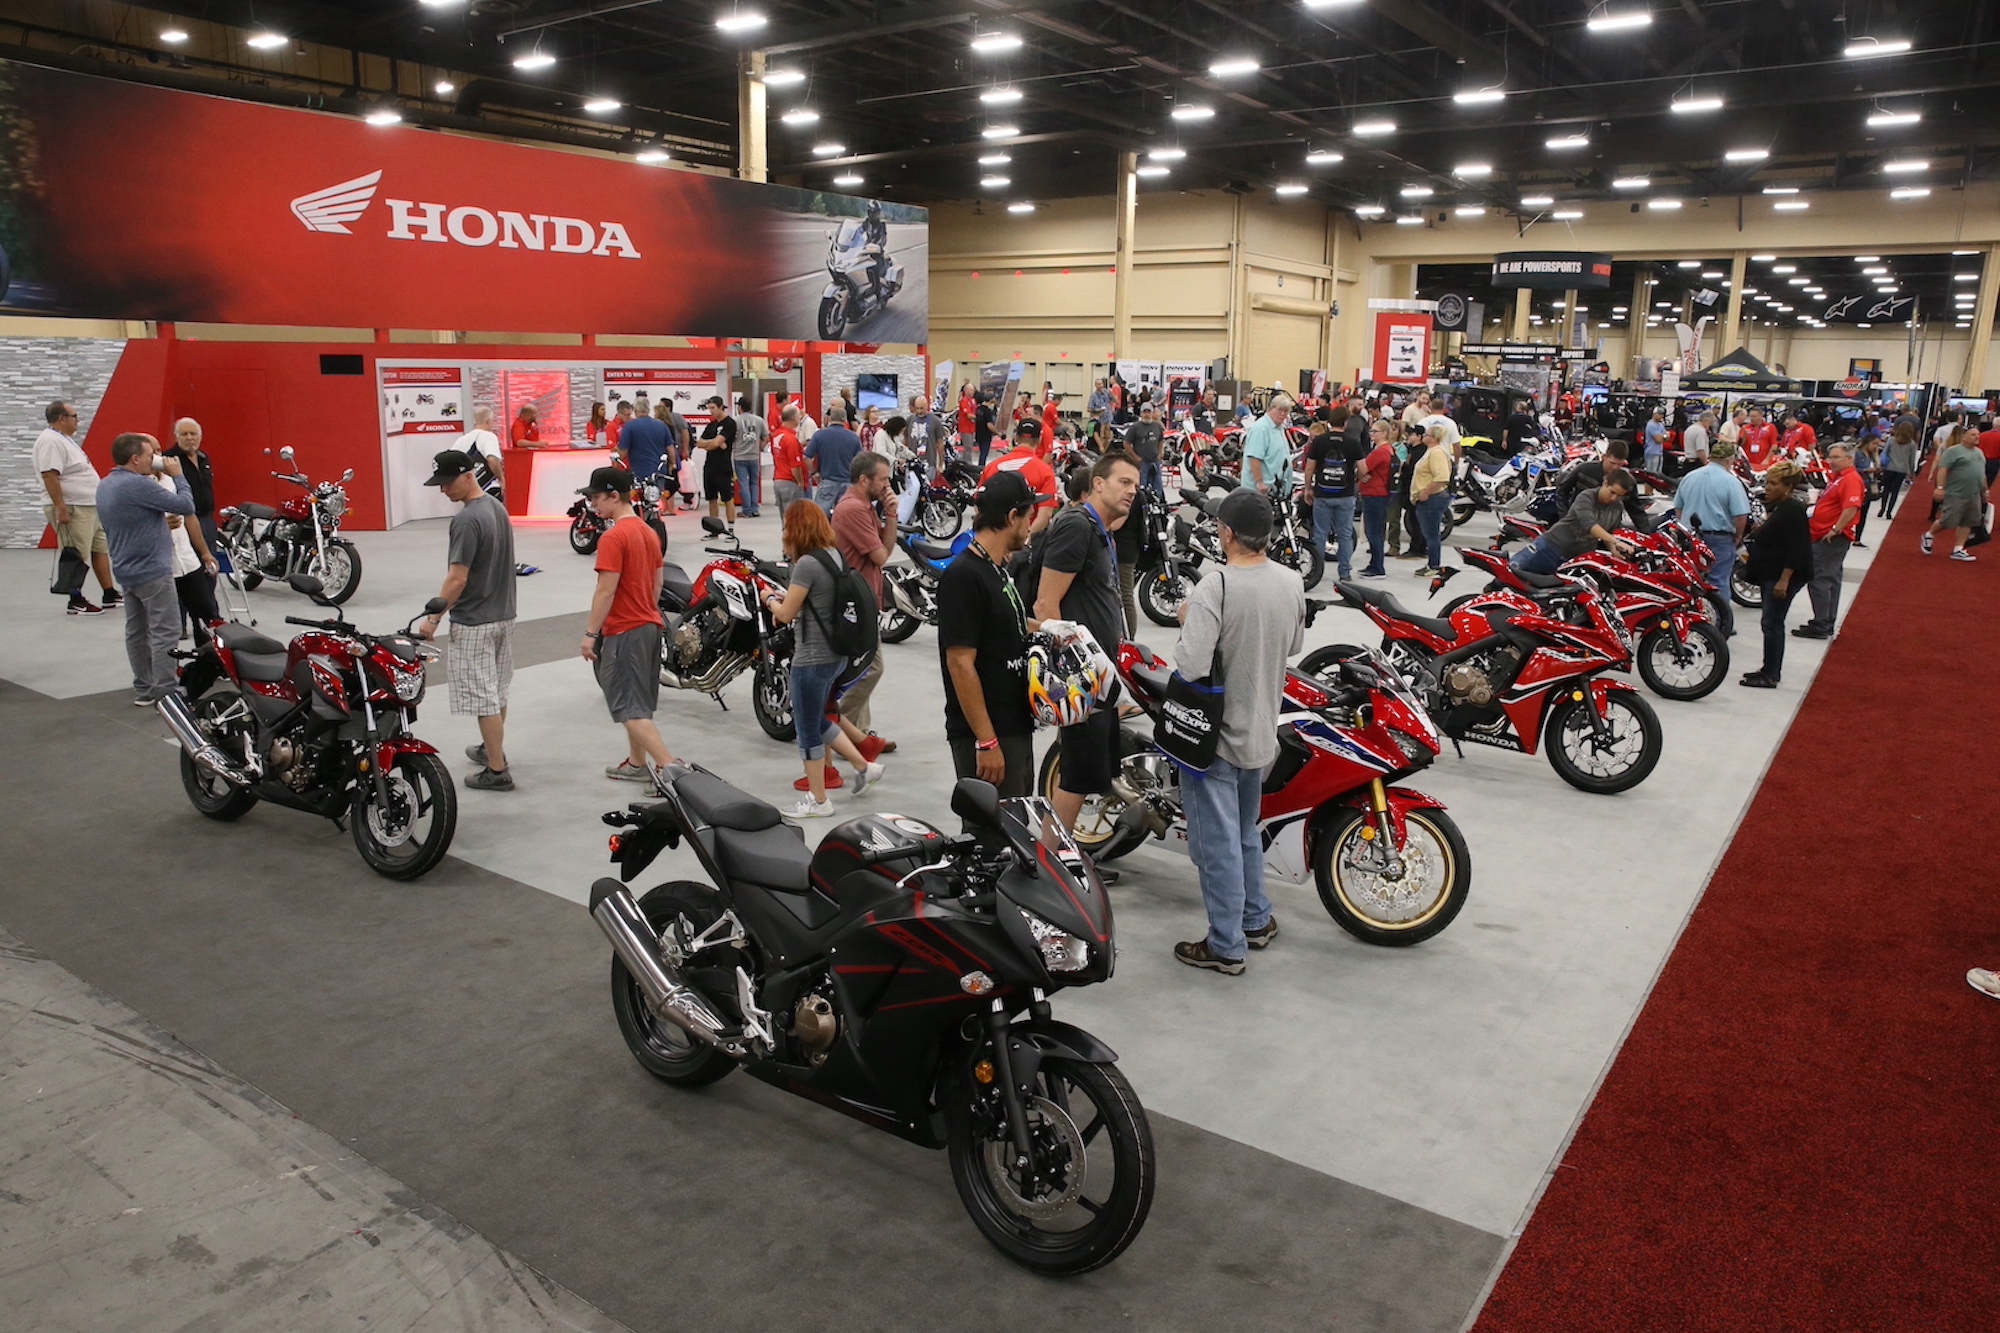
[156,573,458,879]
[657,517,796,741]
[592,771,1152,1274]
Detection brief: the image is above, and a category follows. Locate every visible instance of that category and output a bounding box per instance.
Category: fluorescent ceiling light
[1209,57,1260,77]
[780,108,819,125]
[159,28,189,44]
[1353,204,1386,216]
[762,69,806,87]
[812,143,846,157]
[434,80,456,95]
[715,12,768,33]
[1008,202,1036,214]
[977,152,1010,164]
[1845,37,1911,59]
[1455,206,1487,216]
[1395,215,1424,225]
[1671,96,1724,114]
[1171,105,1215,121]
[1953,272,1978,281]
[1546,135,1590,150]
[1454,162,1492,178]
[1953,249,1978,255]
[1275,183,1310,196]
[1772,264,1796,273]
[1786,277,1808,284]
[1613,306,1628,312]
[1148,148,1186,162]
[1724,148,1769,162]
[1136,165,1171,178]
[980,87,1023,105]
[1520,194,1555,207]
[1553,209,1585,219]
[980,175,1010,187]
[1647,198,1682,210]
[1303,0,1365,8]
[1353,119,1396,136]
[970,32,1023,53]
[513,52,556,70]
[1305,150,1343,165]
[1889,187,1931,199]
[1854,255,1879,261]
[1677,260,1699,268]
[1701,271,1724,278]
[1454,88,1506,105]
[1587,11,1653,33]
[635,149,670,164]
[583,98,622,113]
[1867,111,1921,127]
[1762,186,1799,195]
[1612,176,1649,189]
[365,110,403,126]
[1883,160,1929,174]
[1751,253,1776,261]
[246,32,288,50]
[981,124,1018,139]
[1861,266,1887,274]
[832,173,863,186]
[1400,185,1434,198]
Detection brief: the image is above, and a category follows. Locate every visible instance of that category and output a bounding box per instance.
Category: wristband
[975,737,1001,752]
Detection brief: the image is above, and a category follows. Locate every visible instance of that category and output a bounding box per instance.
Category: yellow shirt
[1411,442,1454,499]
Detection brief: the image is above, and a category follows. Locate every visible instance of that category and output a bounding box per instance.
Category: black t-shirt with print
[937,548,1032,740]
[1306,432,1366,498]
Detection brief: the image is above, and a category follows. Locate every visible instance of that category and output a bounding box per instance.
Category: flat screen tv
[855,373,900,412]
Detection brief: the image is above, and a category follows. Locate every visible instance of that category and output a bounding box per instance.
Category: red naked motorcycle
[1304,575,1663,795]
[156,573,456,879]
[216,445,362,603]
[1037,642,1470,945]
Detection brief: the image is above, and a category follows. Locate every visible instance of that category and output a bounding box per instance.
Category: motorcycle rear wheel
[1313,806,1470,946]
[1137,566,1193,627]
[751,658,797,743]
[350,752,456,880]
[1449,494,1477,527]
[569,515,601,555]
[310,540,363,605]
[1036,746,1148,861]
[226,535,263,591]
[179,695,259,821]
[1729,557,1763,609]
[1636,621,1728,701]
[610,882,739,1088]
[920,498,965,540]
[1544,691,1662,794]
[944,1053,1154,1276]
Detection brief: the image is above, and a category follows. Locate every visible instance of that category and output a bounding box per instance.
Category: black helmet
[865,200,883,220]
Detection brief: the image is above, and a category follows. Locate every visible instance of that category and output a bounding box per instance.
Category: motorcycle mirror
[950,778,1002,830]
[280,446,296,461]
[424,596,448,615]
[340,468,355,482]
[700,516,728,536]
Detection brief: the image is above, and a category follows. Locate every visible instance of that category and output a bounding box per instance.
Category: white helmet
[1026,623,1120,728]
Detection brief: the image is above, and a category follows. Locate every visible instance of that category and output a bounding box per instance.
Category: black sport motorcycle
[591,772,1153,1275]
[568,461,668,555]
[217,445,363,604]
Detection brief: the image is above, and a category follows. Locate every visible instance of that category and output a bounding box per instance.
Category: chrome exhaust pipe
[588,880,742,1054]
[155,693,254,787]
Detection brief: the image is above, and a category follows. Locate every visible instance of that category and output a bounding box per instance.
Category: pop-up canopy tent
[1684,347,1804,394]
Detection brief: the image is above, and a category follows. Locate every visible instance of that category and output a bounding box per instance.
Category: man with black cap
[420,449,518,791]
[1171,488,1305,975]
[696,396,741,527]
[578,466,680,782]
[938,470,1049,798]
[982,418,1061,535]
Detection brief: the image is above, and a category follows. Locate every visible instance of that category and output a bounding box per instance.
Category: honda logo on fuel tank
[289,170,642,259]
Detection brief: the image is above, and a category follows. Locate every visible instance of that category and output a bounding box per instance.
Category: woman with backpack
[764,500,883,819]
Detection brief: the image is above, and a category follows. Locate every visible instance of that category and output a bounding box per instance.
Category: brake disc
[364,771,420,847]
[984,1094,1086,1220]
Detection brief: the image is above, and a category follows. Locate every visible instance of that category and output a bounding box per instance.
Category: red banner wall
[0,60,927,343]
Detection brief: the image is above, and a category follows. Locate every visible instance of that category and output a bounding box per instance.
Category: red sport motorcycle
[156,573,457,879]
[656,516,797,742]
[1304,575,1663,795]
[1037,642,1470,945]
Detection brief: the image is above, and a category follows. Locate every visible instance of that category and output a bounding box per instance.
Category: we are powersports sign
[1491,252,1614,291]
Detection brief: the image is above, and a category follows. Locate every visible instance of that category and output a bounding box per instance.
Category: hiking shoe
[793,766,844,791]
[1173,940,1245,975]
[99,588,123,608]
[1414,566,1439,578]
[1921,533,1933,554]
[606,758,652,781]
[1245,918,1279,950]
[66,595,104,616]
[465,743,487,766]
[1969,968,2000,1001]
[851,761,885,797]
[782,796,836,820]
[464,767,514,792]
[1951,549,1977,562]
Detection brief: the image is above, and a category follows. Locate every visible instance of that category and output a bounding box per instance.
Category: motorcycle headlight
[1391,728,1435,763]
[321,491,347,519]
[1019,907,1091,974]
[393,666,425,702]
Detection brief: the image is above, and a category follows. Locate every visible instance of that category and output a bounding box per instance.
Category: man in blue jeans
[1670,438,1750,635]
[1171,490,1307,974]
[1302,412,1364,583]
[1511,469,1635,576]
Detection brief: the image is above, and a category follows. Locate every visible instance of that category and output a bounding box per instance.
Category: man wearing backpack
[832,451,899,758]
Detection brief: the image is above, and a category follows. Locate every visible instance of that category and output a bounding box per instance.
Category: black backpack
[804,550,879,663]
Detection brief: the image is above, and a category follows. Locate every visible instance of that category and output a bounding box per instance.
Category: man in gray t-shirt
[1511,471,1635,577]
[420,449,519,791]
[1171,489,1305,974]
[733,396,770,518]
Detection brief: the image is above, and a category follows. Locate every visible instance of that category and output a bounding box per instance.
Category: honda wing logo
[291,170,382,234]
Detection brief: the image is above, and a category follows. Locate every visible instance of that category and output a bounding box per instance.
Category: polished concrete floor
[0,501,1876,1330]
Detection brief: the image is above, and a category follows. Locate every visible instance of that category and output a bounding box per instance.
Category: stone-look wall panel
[0,338,129,548]
[818,353,929,423]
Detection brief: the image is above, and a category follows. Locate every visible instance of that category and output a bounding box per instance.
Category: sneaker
[1969,968,2000,1001]
[1738,673,1778,689]
[793,766,845,791]
[606,759,653,781]
[1360,568,1387,579]
[850,761,885,797]
[1791,626,1830,640]
[1951,549,1977,562]
[99,588,123,608]
[66,595,104,616]
[857,734,889,764]
[465,742,487,767]
[464,767,514,792]
[1173,940,1245,975]
[133,694,159,707]
[1921,533,1933,554]
[1414,566,1438,578]
[869,733,898,755]
[782,796,836,820]
[1245,918,1279,950]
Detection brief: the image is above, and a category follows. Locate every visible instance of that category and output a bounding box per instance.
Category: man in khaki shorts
[419,450,519,792]
[35,400,122,615]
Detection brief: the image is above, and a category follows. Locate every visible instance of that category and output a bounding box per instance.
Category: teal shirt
[1242,415,1291,492]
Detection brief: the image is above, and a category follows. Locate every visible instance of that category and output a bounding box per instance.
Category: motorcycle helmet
[1026,625,1120,728]
[865,200,883,223]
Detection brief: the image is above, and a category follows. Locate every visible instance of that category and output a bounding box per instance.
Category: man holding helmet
[938,471,1049,797]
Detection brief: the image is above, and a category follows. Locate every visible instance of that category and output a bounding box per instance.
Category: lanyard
[1082,503,1119,581]
[973,539,1027,633]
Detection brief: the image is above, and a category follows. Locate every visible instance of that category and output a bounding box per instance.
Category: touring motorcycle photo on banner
[816,206,906,341]
[217,445,363,604]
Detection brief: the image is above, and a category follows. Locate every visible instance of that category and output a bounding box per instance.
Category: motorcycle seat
[675,770,782,832]
[237,502,277,520]
[909,540,957,564]
[216,621,287,656]
[756,560,791,584]
[1341,583,1458,641]
[233,652,290,683]
[1466,448,1511,467]
[660,562,694,607]
[713,823,812,893]
[1130,664,1174,698]
[1514,570,1567,590]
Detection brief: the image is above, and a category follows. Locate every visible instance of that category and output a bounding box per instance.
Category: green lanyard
[975,540,1027,634]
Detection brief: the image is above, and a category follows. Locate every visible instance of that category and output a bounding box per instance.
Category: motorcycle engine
[790,980,840,1067]
[1442,647,1522,706]
[669,609,725,672]
[264,735,320,791]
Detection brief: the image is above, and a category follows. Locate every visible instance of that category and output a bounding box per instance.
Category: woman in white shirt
[156,469,221,647]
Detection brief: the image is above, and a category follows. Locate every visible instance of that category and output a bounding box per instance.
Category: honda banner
[0,60,928,343]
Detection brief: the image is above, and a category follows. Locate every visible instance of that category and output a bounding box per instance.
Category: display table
[502,447,613,519]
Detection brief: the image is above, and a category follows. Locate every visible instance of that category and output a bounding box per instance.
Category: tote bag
[1154,575,1226,775]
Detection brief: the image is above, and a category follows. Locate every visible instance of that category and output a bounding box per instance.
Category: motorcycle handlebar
[283,615,346,630]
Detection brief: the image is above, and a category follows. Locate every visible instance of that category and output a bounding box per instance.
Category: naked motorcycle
[592,773,1153,1274]
[817,219,905,340]
[658,517,796,741]
[916,457,982,541]
[217,446,362,603]
[157,573,456,879]
[568,456,667,556]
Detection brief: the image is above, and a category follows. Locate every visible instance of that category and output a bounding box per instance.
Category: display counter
[502,447,614,519]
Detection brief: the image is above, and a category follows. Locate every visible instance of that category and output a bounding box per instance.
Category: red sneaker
[793,765,845,792]
[857,734,888,764]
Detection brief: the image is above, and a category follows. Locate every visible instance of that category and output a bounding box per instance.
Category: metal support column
[1722,250,1747,351]
[738,51,767,182]
[1510,287,1531,341]
[1961,242,2000,393]
[1113,152,1137,362]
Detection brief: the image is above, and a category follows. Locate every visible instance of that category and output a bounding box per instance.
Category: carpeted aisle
[1474,478,2000,1331]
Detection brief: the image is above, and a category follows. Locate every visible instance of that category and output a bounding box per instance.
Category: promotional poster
[0,59,928,343]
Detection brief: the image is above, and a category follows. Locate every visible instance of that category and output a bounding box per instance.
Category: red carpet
[1475,479,2000,1331]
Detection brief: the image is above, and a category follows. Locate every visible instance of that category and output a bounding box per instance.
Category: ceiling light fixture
[1762,186,1799,195]
[1171,105,1215,121]
[1861,266,1887,275]
[762,69,806,87]
[1395,214,1425,225]
[980,175,1010,187]
[1845,36,1912,59]
[1553,208,1585,219]
[1546,134,1590,150]
[1586,10,1653,33]
[1612,176,1650,189]
[159,28,189,44]
[513,51,556,71]
[1148,148,1186,162]
[715,11,768,33]
[1751,253,1777,261]
[1353,119,1396,136]
[1787,276,1809,284]
[1647,198,1682,210]
[1275,183,1310,196]
[1454,162,1493,178]
[1854,256,1879,262]
[1955,273,1979,282]
[1724,148,1769,162]
[246,31,288,50]
[1773,201,1809,212]
[1676,260,1699,268]
[970,32,1023,53]
[635,149,670,164]
[1455,205,1487,216]
[1400,185,1434,198]
[832,173,863,186]
[1353,204,1385,216]
[1772,264,1796,273]
[980,87,1023,105]
[1867,110,1921,127]
[583,98,622,113]
[1136,164,1171,178]
[980,124,1018,139]
[1303,0,1365,8]
[1702,271,1724,279]
[1453,87,1506,105]
[812,143,847,157]
[365,110,403,126]
[1305,150,1344,165]
[1882,159,1929,174]
[780,108,819,125]
[1008,202,1036,214]
[1671,95,1723,114]
[434,80,456,95]
[1520,194,1555,207]
[977,152,1010,165]
[1209,57,1260,77]
[1889,186,1931,199]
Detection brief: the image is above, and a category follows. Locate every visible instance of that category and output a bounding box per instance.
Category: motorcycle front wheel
[1543,691,1662,795]
[1636,621,1728,701]
[944,1053,1155,1276]
[817,293,849,341]
[1137,565,1193,627]
[226,534,263,591]
[1449,493,1477,527]
[1276,534,1325,592]
[1035,745,1150,861]
[568,515,601,555]
[1313,805,1470,946]
[310,540,363,605]
[919,498,965,541]
[751,657,797,743]
[879,594,923,645]
[350,751,456,880]
[610,882,739,1088]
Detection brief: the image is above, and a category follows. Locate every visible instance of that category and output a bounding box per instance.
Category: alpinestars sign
[290,170,643,258]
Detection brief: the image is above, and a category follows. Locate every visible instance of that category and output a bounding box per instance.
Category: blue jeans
[1759,580,1798,680]
[1644,445,1664,475]
[1183,756,1272,961]
[789,658,846,761]
[1414,492,1449,569]
[1510,535,1567,576]
[814,479,845,512]
[1360,495,1389,574]
[734,460,761,515]
[1699,532,1736,635]
[1139,459,1163,495]
[1312,495,1356,580]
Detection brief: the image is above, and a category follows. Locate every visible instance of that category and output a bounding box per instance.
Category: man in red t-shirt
[606,401,631,451]
[983,421,1060,534]
[1796,444,1864,640]
[770,405,810,511]
[1041,393,1063,450]
[956,389,975,455]
[1977,416,2000,489]
[1779,411,1817,461]
[1739,408,1779,470]
[510,404,541,447]
[1357,419,1396,577]
[579,466,677,781]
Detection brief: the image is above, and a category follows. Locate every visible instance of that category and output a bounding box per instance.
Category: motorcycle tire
[1729,557,1763,609]
[751,658,797,743]
[1543,691,1663,795]
[227,536,263,591]
[610,881,739,1088]
[1296,643,1371,681]
[1636,621,1728,702]
[178,695,259,821]
[350,751,456,880]
[817,294,849,342]
[1449,494,1477,527]
[1137,566,1194,628]
[1313,805,1471,947]
[569,515,601,556]
[879,602,923,645]
[1035,745,1148,861]
[311,540,363,605]
[1280,536,1325,592]
[944,1053,1154,1276]
[920,498,965,541]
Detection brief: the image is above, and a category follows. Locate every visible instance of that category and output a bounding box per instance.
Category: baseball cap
[1013,418,1042,438]
[975,469,1052,519]
[1707,437,1738,459]
[424,450,476,487]
[579,465,635,496]
[1215,489,1274,542]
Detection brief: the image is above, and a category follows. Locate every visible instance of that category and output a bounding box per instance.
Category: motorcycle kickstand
[711,692,729,711]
